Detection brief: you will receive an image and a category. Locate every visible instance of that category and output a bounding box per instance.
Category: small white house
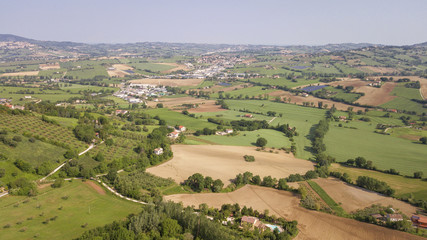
[178,126,186,132]
[225,129,233,134]
[154,148,163,155]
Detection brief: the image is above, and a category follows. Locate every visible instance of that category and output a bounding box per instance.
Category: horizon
[1,0,427,46]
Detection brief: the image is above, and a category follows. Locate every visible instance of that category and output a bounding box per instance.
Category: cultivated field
[0,71,39,77]
[0,180,141,240]
[165,185,423,240]
[268,90,365,111]
[325,121,427,175]
[129,78,203,87]
[158,62,189,74]
[147,145,314,184]
[39,63,60,70]
[329,79,397,106]
[146,96,223,112]
[312,178,417,216]
[329,164,427,201]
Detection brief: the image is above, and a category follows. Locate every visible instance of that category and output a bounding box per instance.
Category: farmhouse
[225,129,233,134]
[115,110,128,115]
[24,95,31,99]
[241,216,261,228]
[243,114,253,118]
[154,148,164,155]
[178,125,186,132]
[167,131,180,139]
[339,116,347,121]
[411,215,427,229]
[386,214,403,222]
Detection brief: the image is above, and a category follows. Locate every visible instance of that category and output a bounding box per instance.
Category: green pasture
[325,121,427,175]
[0,180,142,240]
[226,100,326,159]
[197,129,291,148]
[247,77,320,88]
[143,108,217,131]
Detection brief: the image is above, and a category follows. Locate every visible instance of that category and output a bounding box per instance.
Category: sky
[1,0,427,46]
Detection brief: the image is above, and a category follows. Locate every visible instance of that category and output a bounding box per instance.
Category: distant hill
[0,34,425,61]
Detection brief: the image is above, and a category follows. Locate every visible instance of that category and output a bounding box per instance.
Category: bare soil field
[146,96,224,112]
[39,63,60,70]
[312,178,417,217]
[85,180,106,195]
[268,90,366,112]
[357,66,398,74]
[0,71,39,77]
[107,64,134,77]
[330,79,397,106]
[130,78,203,87]
[147,145,314,184]
[158,63,190,74]
[165,185,422,240]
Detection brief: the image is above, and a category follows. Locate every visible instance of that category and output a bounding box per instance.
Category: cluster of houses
[113,83,168,103]
[216,129,233,136]
[167,125,186,139]
[367,80,382,87]
[369,213,427,229]
[0,98,24,110]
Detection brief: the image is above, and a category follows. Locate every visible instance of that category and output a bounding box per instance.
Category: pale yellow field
[147,145,315,184]
[312,178,417,217]
[1,71,39,77]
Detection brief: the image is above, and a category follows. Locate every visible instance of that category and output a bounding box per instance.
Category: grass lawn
[324,121,427,175]
[226,100,326,159]
[329,164,427,201]
[0,180,142,240]
[143,108,217,131]
[197,129,291,148]
[307,180,345,215]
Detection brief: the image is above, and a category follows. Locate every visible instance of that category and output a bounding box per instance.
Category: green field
[324,121,427,175]
[196,110,274,122]
[381,84,426,114]
[329,164,427,201]
[0,180,142,240]
[226,100,326,159]
[196,129,291,148]
[247,77,320,88]
[143,108,217,131]
[0,114,87,151]
[210,86,274,99]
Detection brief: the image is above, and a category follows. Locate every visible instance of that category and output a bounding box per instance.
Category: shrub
[243,155,255,162]
[255,137,267,147]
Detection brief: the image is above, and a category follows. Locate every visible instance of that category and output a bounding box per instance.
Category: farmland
[147,145,314,184]
[0,180,142,240]
[329,164,427,201]
[312,178,418,217]
[164,185,424,240]
[324,120,427,175]
[195,129,292,148]
[225,100,326,159]
[0,114,87,151]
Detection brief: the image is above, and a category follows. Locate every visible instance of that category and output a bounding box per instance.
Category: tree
[74,124,95,143]
[355,157,367,168]
[161,218,182,237]
[251,175,261,185]
[420,137,427,144]
[64,149,78,159]
[277,178,288,190]
[261,176,276,187]
[204,176,213,189]
[51,178,64,188]
[414,171,424,179]
[255,137,267,147]
[0,168,5,178]
[186,173,205,192]
[94,152,105,162]
[212,179,224,192]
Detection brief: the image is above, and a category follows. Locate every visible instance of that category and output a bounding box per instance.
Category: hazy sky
[1,0,426,45]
